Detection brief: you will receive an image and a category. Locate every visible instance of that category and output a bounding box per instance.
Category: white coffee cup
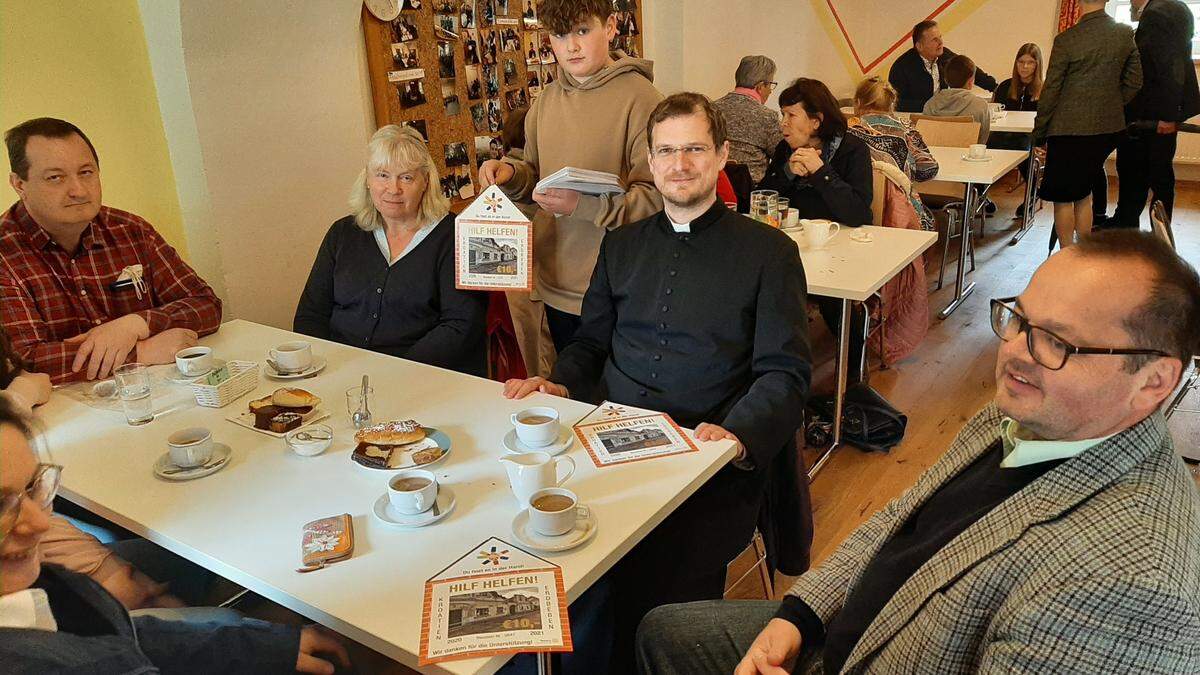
[801,219,840,248]
[500,451,575,506]
[988,102,1005,118]
[269,341,313,373]
[784,208,800,229]
[969,143,988,159]
[175,346,214,376]
[167,427,214,468]
[528,488,588,537]
[510,406,561,447]
[388,469,438,515]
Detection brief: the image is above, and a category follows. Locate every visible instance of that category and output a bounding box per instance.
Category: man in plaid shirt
[2,118,221,383]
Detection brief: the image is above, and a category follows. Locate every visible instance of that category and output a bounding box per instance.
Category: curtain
[1058,0,1084,32]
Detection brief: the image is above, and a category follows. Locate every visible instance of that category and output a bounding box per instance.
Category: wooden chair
[912,115,984,290]
[1153,199,1197,423]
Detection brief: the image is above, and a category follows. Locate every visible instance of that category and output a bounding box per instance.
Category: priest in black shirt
[503,91,813,670]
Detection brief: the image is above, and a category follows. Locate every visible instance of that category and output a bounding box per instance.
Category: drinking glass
[114,363,153,426]
[750,190,778,225]
[776,197,790,226]
[346,386,375,429]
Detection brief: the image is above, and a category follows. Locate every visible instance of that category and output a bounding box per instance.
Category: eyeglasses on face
[0,464,61,542]
[650,144,714,160]
[989,297,1170,371]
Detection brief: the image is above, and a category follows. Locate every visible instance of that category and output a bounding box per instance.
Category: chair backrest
[912,115,980,148]
[724,161,753,213]
[870,164,887,226]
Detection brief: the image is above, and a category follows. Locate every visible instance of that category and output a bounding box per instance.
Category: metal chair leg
[937,208,955,290]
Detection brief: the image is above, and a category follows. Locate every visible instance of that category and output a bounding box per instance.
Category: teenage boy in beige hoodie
[480,0,662,352]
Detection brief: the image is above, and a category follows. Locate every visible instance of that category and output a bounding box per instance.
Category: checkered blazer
[788,403,1200,674]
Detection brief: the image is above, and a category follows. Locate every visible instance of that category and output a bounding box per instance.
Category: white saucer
[372,486,456,528]
[167,358,227,384]
[153,443,232,481]
[264,356,327,379]
[961,154,992,163]
[502,428,575,456]
[511,507,597,553]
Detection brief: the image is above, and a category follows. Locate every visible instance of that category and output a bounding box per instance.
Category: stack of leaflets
[534,167,625,195]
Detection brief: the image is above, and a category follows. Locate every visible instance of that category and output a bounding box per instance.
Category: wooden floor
[726,175,1200,600]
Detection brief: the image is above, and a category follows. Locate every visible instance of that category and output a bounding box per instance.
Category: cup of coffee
[388,469,438,515]
[801,219,840,248]
[528,487,588,537]
[968,144,988,160]
[988,102,1005,119]
[269,341,313,373]
[510,406,561,448]
[175,346,214,376]
[167,427,214,468]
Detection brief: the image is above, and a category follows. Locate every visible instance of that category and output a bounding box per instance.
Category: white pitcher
[499,451,575,507]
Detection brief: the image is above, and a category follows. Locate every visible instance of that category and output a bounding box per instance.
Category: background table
[784,225,936,479]
[923,147,1028,318]
[39,320,735,675]
[989,111,1040,245]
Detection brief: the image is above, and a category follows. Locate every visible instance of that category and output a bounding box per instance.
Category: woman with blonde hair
[294,125,488,375]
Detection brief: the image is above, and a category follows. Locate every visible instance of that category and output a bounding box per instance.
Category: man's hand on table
[296,625,351,675]
[695,422,747,462]
[135,327,199,365]
[502,376,569,399]
[735,618,803,675]
[66,314,150,380]
[4,371,52,410]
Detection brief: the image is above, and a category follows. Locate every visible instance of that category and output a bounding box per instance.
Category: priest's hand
[734,618,803,675]
[502,376,569,399]
[295,625,351,675]
[479,159,515,188]
[532,188,581,216]
[695,422,746,461]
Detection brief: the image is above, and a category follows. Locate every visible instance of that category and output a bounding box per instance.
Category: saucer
[167,358,227,384]
[264,356,327,379]
[502,428,575,456]
[372,486,456,528]
[961,154,992,163]
[511,508,597,553]
[153,443,232,481]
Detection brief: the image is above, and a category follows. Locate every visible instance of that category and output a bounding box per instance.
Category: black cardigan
[993,78,1039,112]
[293,213,488,376]
[756,134,874,227]
[889,47,997,113]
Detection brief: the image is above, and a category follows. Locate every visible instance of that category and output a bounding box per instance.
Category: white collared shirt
[999,418,1113,468]
[373,218,439,265]
[668,218,691,233]
[924,57,941,95]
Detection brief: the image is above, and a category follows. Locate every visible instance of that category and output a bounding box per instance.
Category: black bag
[804,383,908,453]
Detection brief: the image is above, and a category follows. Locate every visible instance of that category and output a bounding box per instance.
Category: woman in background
[992,43,1047,218]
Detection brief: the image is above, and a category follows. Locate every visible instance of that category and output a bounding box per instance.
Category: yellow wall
[0,1,188,255]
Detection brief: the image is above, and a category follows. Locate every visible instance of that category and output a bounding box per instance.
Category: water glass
[345,386,375,429]
[114,363,153,426]
[750,190,779,226]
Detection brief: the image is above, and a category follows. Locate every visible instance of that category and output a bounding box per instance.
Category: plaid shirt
[0,201,222,383]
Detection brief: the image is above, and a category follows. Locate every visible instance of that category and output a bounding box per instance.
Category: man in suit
[888,20,996,113]
[637,230,1200,674]
[1110,0,1200,229]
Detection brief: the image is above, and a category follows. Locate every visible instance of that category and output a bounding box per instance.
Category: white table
[923,147,1028,318]
[39,320,735,675]
[989,111,1040,246]
[783,226,936,479]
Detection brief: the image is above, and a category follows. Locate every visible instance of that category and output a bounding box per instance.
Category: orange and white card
[455,186,533,291]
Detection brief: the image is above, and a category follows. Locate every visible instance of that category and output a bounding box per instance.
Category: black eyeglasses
[0,463,61,541]
[989,297,1171,371]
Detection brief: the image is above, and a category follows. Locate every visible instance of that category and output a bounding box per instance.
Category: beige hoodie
[500,52,663,315]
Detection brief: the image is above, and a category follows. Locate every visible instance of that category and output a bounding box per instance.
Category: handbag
[804,383,908,453]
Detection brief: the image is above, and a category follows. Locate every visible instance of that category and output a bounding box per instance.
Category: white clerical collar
[667,218,691,233]
[999,417,1113,469]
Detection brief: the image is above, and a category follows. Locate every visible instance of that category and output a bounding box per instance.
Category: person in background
[294,125,488,376]
[923,55,992,144]
[1110,0,1200,229]
[712,55,785,183]
[848,76,938,230]
[479,0,663,353]
[1034,0,1141,247]
[758,77,871,383]
[638,230,1200,675]
[889,20,996,113]
[1,118,221,384]
[991,43,1049,218]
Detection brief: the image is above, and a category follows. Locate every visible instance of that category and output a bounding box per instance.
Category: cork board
[362,0,644,210]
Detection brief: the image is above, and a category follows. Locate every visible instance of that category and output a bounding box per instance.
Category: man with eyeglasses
[637,229,1200,674]
[504,92,812,670]
[713,55,785,183]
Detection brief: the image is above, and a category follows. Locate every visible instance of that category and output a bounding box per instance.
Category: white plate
[153,443,232,481]
[264,356,327,379]
[372,486,456,528]
[352,428,453,470]
[511,507,597,553]
[960,154,992,163]
[226,407,330,438]
[166,358,228,384]
[502,427,575,456]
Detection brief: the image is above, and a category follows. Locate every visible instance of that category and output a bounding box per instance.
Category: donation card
[455,185,533,291]
[419,537,571,665]
[572,401,700,468]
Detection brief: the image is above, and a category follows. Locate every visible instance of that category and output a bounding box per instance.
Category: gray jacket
[788,403,1200,674]
[1034,10,1142,142]
[713,91,784,183]
[922,88,991,143]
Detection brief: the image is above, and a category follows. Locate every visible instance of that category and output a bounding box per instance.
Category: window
[1107,0,1200,59]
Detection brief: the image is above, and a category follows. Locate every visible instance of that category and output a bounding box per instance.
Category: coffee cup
[800,219,840,248]
[988,102,1005,119]
[388,469,438,515]
[528,487,588,537]
[175,346,214,376]
[784,208,799,229]
[968,144,988,160]
[269,341,313,373]
[510,406,561,448]
[167,427,214,468]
